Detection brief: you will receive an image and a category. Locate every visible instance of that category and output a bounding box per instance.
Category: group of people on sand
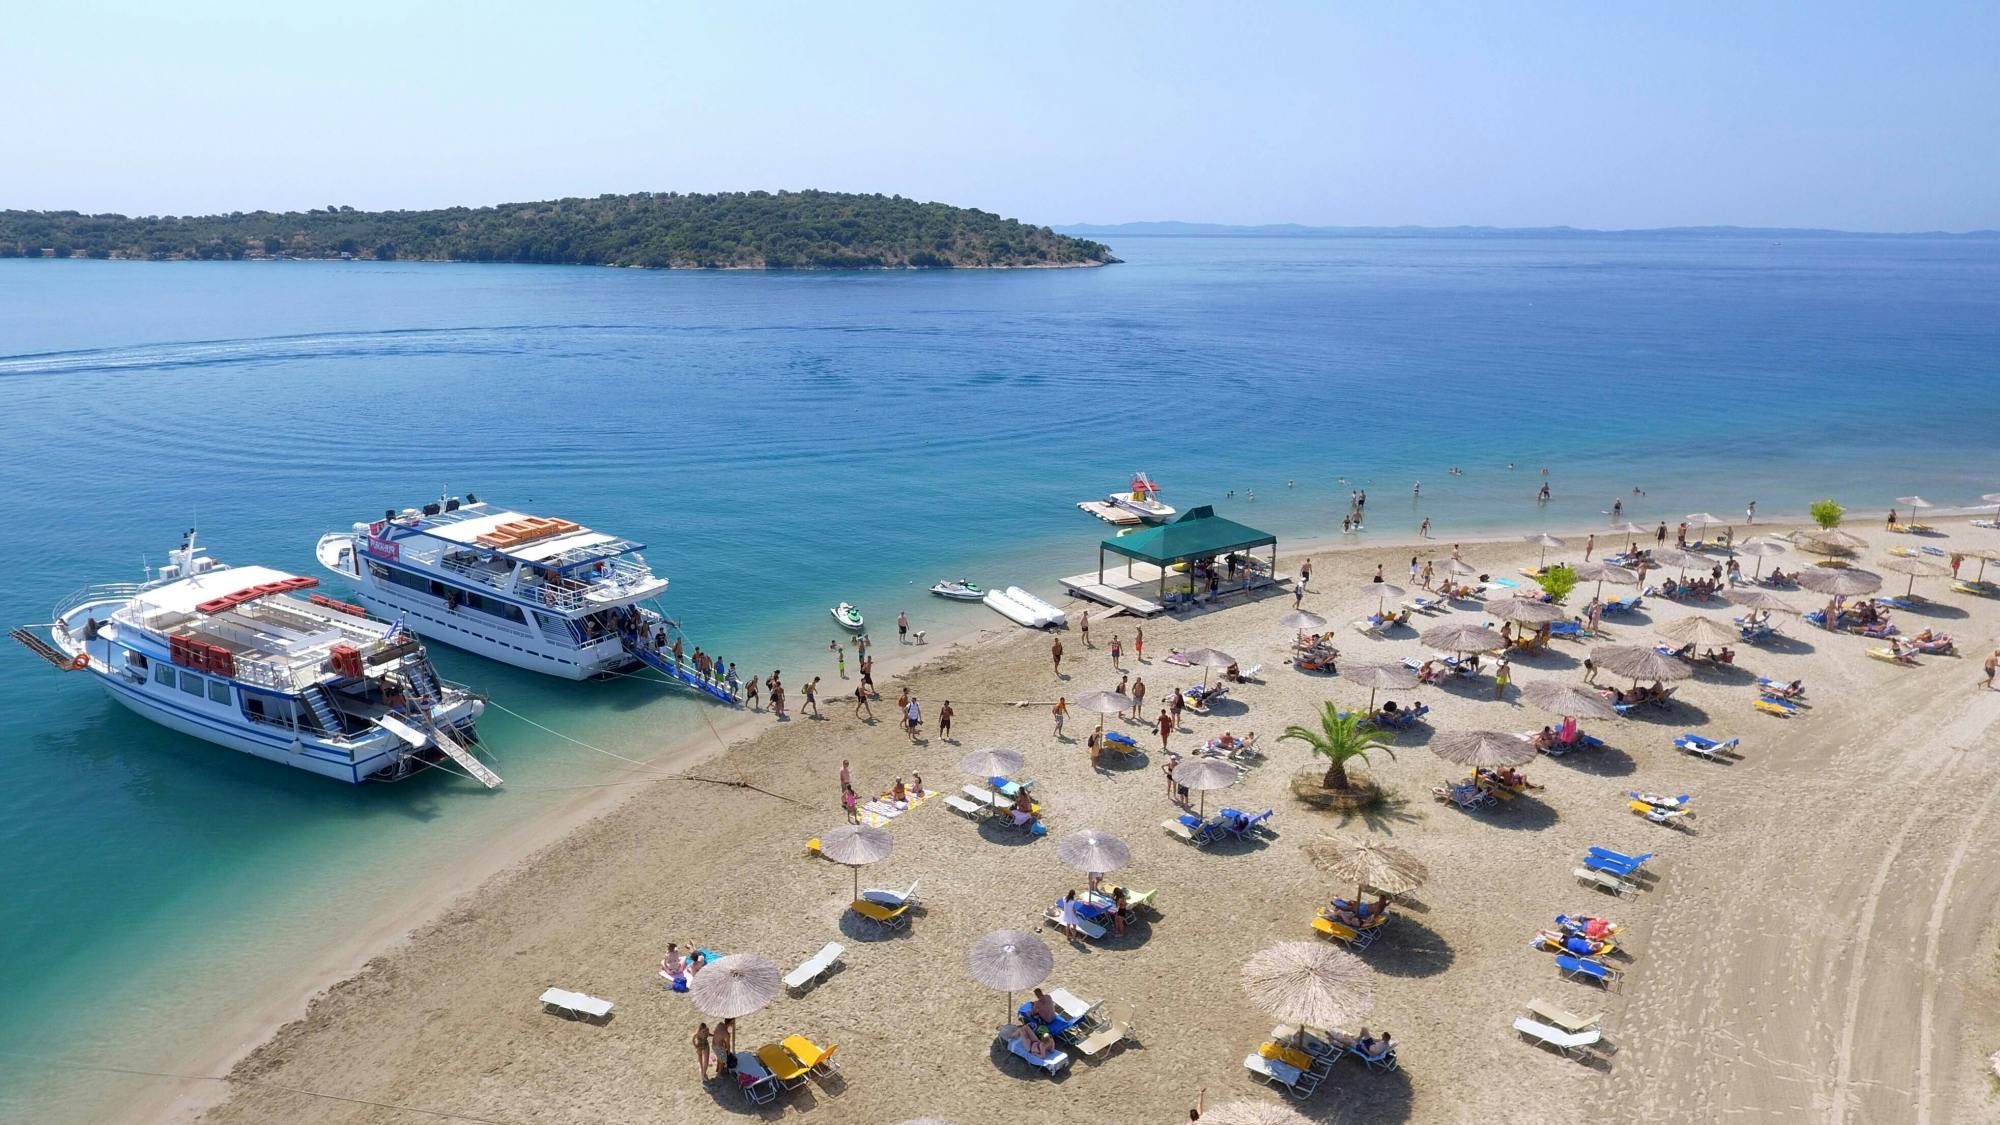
[690,1016,737,1079]
[1655,575,1724,600]
[838,757,925,823]
[1321,894,1392,929]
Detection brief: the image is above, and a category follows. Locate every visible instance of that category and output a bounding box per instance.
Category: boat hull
[91,668,402,783]
[343,582,630,681]
[1110,496,1176,523]
[930,585,984,602]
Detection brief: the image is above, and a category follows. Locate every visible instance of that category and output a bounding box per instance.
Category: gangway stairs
[11,628,77,668]
[375,712,502,788]
[623,636,738,705]
[300,684,342,734]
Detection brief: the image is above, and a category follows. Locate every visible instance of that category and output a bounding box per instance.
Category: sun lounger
[862,880,919,908]
[1573,866,1634,896]
[756,1042,812,1089]
[1754,697,1798,718]
[1220,807,1273,839]
[989,777,1034,798]
[1514,1015,1603,1057]
[782,1034,840,1077]
[1555,954,1622,989]
[850,898,910,930]
[1103,729,1139,749]
[944,794,987,818]
[1582,855,1645,882]
[1043,903,1109,941]
[1070,1004,1137,1057]
[1433,781,1494,811]
[860,800,902,819]
[1161,812,1226,846]
[1674,733,1739,761]
[1601,595,1642,614]
[733,1051,781,1104]
[1242,1052,1321,1098]
[1018,1001,1085,1039]
[1352,618,1386,638]
[1630,799,1692,827]
[1313,915,1381,950]
[1527,998,1601,1033]
[1001,1027,1071,1075]
[1049,987,1102,1026]
[1587,846,1653,868]
[1349,1041,1399,1071]
[1549,620,1588,641]
[783,942,845,991]
[1868,647,1918,665]
[539,987,613,1022]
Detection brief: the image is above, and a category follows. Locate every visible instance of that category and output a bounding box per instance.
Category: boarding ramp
[622,635,738,705]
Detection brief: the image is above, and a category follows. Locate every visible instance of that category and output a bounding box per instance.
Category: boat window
[207,679,232,704]
[179,671,205,696]
[155,664,175,686]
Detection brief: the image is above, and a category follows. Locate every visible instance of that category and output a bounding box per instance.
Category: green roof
[1101,506,1277,565]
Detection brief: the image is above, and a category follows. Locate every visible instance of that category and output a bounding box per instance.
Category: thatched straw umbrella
[1650,547,1705,578]
[967,930,1052,1018]
[1732,588,1798,613]
[690,953,782,1044]
[1487,596,1566,625]
[1522,679,1619,721]
[1180,647,1237,687]
[1796,566,1883,598]
[1359,582,1407,614]
[1072,691,1133,733]
[1799,529,1867,557]
[1430,729,1537,771]
[1878,554,1950,597]
[1172,757,1239,816]
[1523,532,1565,569]
[958,746,1025,780]
[1301,834,1429,905]
[1342,661,1417,711]
[1279,610,1327,652]
[1735,538,1787,577]
[1056,829,1130,880]
[1241,940,1375,1030]
[1608,521,1651,553]
[1590,644,1694,685]
[819,824,891,899]
[1656,615,1740,649]
[1573,560,1639,600]
[1420,622,1504,658]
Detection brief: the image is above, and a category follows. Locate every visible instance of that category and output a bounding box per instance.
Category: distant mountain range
[1054,221,2000,240]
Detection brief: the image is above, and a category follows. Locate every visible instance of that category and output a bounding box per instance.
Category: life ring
[69,653,89,670]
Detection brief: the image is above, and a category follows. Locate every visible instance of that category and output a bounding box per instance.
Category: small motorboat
[930,579,984,602]
[831,603,865,631]
[1110,472,1176,523]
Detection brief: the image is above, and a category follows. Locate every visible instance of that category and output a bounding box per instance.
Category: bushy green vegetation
[0,191,1117,269]
[1810,499,1845,529]
[1281,702,1396,792]
[1537,563,1578,602]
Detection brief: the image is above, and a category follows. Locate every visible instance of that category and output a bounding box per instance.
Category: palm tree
[1281,702,1396,791]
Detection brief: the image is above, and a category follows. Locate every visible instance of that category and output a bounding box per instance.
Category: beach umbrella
[1522,679,1619,721]
[1735,538,1787,578]
[819,824,892,899]
[1731,588,1798,613]
[1897,496,1935,510]
[1608,521,1651,553]
[1420,622,1503,657]
[689,953,783,1040]
[1877,554,1950,596]
[958,746,1025,780]
[1071,691,1132,732]
[1056,829,1131,877]
[1358,582,1407,613]
[1656,615,1739,649]
[1796,567,1883,598]
[1279,609,1328,652]
[1523,533,1565,569]
[1179,646,1237,687]
[1961,545,2000,582]
[1573,561,1639,600]
[1301,834,1429,906]
[1173,756,1239,816]
[1983,492,2000,521]
[1590,644,1694,684]
[1650,547,1706,578]
[1201,1102,1314,1125]
[967,929,1053,1018]
[1438,557,1481,577]
[1343,661,1417,711]
[1799,529,1867,557]
[1487,596,1566,625]
[1430,729,1537,770]
[1686,512,1724,529]
[1241,941,1375,1031]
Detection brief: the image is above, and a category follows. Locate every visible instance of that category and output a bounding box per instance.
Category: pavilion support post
[1098,545,1104,585]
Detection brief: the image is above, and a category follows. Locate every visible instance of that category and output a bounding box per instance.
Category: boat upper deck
[366,500,668,612]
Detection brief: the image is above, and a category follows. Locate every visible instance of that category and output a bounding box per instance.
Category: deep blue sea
[1,235,1996,1120]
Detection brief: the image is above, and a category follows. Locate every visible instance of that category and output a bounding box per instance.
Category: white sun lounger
[1000,1026,1071,1074]
[1071,1003,1137,1057]
[944,793,987,818]
[1527,998,1601,1033]
[1514,1015,1602,1057]
[861,879,920,908]
[539,987,613,1021]
[733,1051,780,1104]
[1243,1052,1320,1098]
[1573,866,1634,896]
[1043,904,1108,941]
[1050,987,1102,1025]
[783,942,845,992]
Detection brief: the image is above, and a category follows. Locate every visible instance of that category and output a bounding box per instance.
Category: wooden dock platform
[1061,566,1169,617]
[1076,501,1143,526]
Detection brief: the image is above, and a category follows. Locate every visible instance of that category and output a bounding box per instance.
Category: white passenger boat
[1110,473,1176,523]
[316,495,733,702]
[11,534,492,785]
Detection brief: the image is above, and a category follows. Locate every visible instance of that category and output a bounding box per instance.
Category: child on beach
[1052,697,1068,737]
[842,784,859,824]
[1081,611,1091,647]
[1135,627,1143,662]
[804,676,820,717]
[693,1022,712,1079]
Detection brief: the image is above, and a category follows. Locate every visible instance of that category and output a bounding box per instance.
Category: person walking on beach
[726,663,740,699]
[1080,610,1091,648]
[1983,650,1998,690]
[938,700,954,740]
[1583,533,1594,561]
[1110,635,1123,669]
[771,680,787,718]
[836,646,846,679]
[1053,696,1069,738]
[1050,635,1065,676]
[1419,516,1431,538]
[853,683,873,719]
[1294,581,1305,608]
[1656,521,1668,545]
[839,758,851,792]
[1451,543,1463,561]
[1171,686,1185,726]
[713,1019,734,1062]
[1157,708,1173,752]
[1409,554,1419,582]
[693,1022,713,1079]
[803,676,820,718]
[1135,627,1144,663]
[1131,676,1147,722]
[1582,656,1598,685]
[744,674,761,710]
[1493,657,1512,701]
[904,696,921,742]
[898,609,909,644]
[1373,564,1384,583]
[842,784,859,824]
[1114,673,1130,716]
[1300,557,1312,587]
[1747,499,1757,524]
[860,653,876,697]
[1058,890,1083,943]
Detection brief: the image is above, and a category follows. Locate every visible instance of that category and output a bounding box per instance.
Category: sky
[4,1,1996,231]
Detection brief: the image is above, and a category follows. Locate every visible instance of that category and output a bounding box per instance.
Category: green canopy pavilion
[1096,506,1280,604]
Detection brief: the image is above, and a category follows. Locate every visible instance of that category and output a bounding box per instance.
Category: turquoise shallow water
[0,235,1996,1120]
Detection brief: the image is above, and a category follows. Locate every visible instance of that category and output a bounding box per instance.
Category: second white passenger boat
[316,496,733,701]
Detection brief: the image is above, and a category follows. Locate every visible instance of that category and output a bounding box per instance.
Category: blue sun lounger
[1556,954,1622,989]
[1582,853,1644,878]
[1601,596,1642,614]
[1674,733,1739,760]
[1586,847,1653,869]
[1103,730,1138,749]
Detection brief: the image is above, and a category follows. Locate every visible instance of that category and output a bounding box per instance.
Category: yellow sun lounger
[756,1043,811,1089]
[1754,698,1797,717]
[782,1034,841,1077]
[849,899,910,929]
[1867,647,1916,665]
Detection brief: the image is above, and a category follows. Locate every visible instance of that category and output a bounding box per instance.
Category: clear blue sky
[6,1,1995,230]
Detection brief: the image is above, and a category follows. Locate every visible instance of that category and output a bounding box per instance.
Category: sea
[1,234,1995,1121]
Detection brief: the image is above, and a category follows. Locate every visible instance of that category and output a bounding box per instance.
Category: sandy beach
[181,518,2000,1125]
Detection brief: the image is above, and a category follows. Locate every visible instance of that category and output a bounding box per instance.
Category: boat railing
[437,555,516,596]
[53,582,147,623]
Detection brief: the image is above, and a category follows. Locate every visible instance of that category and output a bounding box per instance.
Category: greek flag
[385,615,408,643]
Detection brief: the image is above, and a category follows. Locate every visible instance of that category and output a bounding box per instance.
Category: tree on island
[1810,499,1845,529]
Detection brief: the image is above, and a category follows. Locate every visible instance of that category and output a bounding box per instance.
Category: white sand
[177,520,2000,1124]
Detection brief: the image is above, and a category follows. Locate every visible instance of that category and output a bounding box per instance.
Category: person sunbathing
[1531,726,1557,751]
[1777,679,1804,697]
[1355,1029,1393,1060]
[1011,790,1038,828]
[1416,660,1441,684]
[909,773,926,797]
[1322,900,1364,927]
[1028,988,1058,1023]
[1011,1019,1056,1057]
[661,944,686,982]
[889,778,908,803]
[1215,731,1245,750]
[1701,646,1735,664]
